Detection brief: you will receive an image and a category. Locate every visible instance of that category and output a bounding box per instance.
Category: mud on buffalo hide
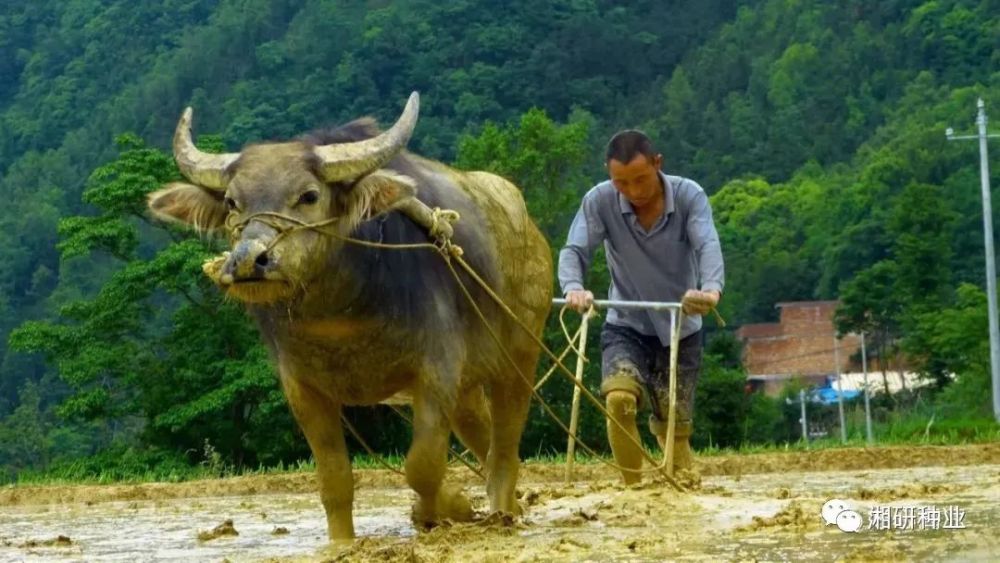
[294,118,502,334]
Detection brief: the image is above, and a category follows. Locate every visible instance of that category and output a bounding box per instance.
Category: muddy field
[1,443,997,562]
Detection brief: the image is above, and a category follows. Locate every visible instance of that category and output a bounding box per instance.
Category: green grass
[7,452,420,487]
[7,417,997,487]
[696,415,1000,457]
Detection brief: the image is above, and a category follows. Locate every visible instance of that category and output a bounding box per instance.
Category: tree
[886,182,957,388]
[8,134,298,468]
[0,381,50,478]
[835,261,904,396]
[887,182,956,309]
[455,107,597,241]
[905,283,992,418]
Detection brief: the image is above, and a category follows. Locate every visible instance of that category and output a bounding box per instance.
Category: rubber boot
[606,390,643,485]
[650,417,695,473]
[671,420,694,472]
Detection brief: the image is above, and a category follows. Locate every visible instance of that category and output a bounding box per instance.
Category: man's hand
[565,289,595,313]
[682,289,720,315]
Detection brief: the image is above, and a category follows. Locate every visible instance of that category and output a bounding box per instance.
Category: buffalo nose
[223,239,273,282]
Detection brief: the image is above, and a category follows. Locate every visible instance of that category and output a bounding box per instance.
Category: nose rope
[224,211,346,254]
[222,208,463,258]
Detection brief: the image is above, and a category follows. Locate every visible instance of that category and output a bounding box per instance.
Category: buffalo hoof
[674,467,702,490]
[478,510,519,527]
[412,484,474,528]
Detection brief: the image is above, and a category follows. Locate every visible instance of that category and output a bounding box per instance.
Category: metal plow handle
[552,298,684,480]
[552,298,683,312]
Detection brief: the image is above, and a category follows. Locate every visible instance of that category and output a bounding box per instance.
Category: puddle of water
[0,489,415,562]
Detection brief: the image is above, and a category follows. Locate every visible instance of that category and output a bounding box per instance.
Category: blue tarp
[808,376,861,405]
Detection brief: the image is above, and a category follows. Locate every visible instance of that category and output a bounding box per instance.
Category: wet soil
[0,443,997,562]
[198,519,240,542]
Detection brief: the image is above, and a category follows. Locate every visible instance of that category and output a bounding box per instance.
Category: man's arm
[681,183,724,314]
[685,184,724,295]
[558,192,606,300]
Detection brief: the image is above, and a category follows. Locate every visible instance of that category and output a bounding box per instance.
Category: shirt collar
[618,171,675,216]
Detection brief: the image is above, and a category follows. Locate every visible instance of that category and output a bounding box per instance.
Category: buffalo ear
[341,170,417,226]
[147,182,228,233]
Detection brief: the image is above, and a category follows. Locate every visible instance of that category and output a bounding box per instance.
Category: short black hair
[605,129,657,164]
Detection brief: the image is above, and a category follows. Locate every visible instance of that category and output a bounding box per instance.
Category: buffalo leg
[451,384,491,466]
[407,386,474,526]
[281,375,354,540]
[486,353,534,514]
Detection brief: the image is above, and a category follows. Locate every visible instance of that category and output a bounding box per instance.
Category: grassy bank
[7,417,996,487]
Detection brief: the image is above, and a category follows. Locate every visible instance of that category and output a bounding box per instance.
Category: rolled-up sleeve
[686,186,725,294]
[558,193,606,295]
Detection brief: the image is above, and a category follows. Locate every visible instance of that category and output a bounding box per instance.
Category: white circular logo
[822,499,850,526]
[836,509,863,533]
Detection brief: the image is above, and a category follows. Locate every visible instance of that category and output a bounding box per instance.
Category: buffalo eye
[298,190,320,205]
[224,196,238,211]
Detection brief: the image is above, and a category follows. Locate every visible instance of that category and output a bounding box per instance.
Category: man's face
[607,153,663,209]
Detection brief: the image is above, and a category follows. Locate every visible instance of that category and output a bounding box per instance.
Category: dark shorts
[599,323,702,423]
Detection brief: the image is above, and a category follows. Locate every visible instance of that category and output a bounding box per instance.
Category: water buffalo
[147,92,553,539]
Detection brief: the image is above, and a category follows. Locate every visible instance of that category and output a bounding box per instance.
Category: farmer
[558,129,725,484]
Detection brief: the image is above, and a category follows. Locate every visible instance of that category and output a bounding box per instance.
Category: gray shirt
[558,172,725,346]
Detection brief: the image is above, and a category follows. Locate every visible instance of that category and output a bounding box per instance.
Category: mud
[736,501,820,532]
[848,482,970,502]
[198,519,240,542]
[0,443,997,561]
[3,442,995,508]
[17,535,73,548]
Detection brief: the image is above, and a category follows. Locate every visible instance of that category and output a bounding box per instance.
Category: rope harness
[219,204,716,491]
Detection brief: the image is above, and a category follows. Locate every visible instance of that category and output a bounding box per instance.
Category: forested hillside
[1,0,997,479]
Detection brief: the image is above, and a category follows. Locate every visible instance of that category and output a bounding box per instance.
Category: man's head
[605,130,663,209]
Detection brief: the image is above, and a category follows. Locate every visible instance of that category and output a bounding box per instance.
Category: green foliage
[905,284,992,412]
[692,352,784,449]
[745,392,785,444]
[888,182,956,308]
[704,330,744,370]
[13,443,198,485]
[711,175,825,322]
[7,136,301,471]
[0,382,50,479]
[878,411,999,443]
[456,107,598,241]
[2,0,999,479]
[692,355,750,449]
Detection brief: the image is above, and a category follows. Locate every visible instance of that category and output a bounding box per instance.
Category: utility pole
[947,98,1000,424]
[790,388,809,446]
[834,335,847,443]
[785,390,809,446]
[861,332,873,445]
[800,389,808,445]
